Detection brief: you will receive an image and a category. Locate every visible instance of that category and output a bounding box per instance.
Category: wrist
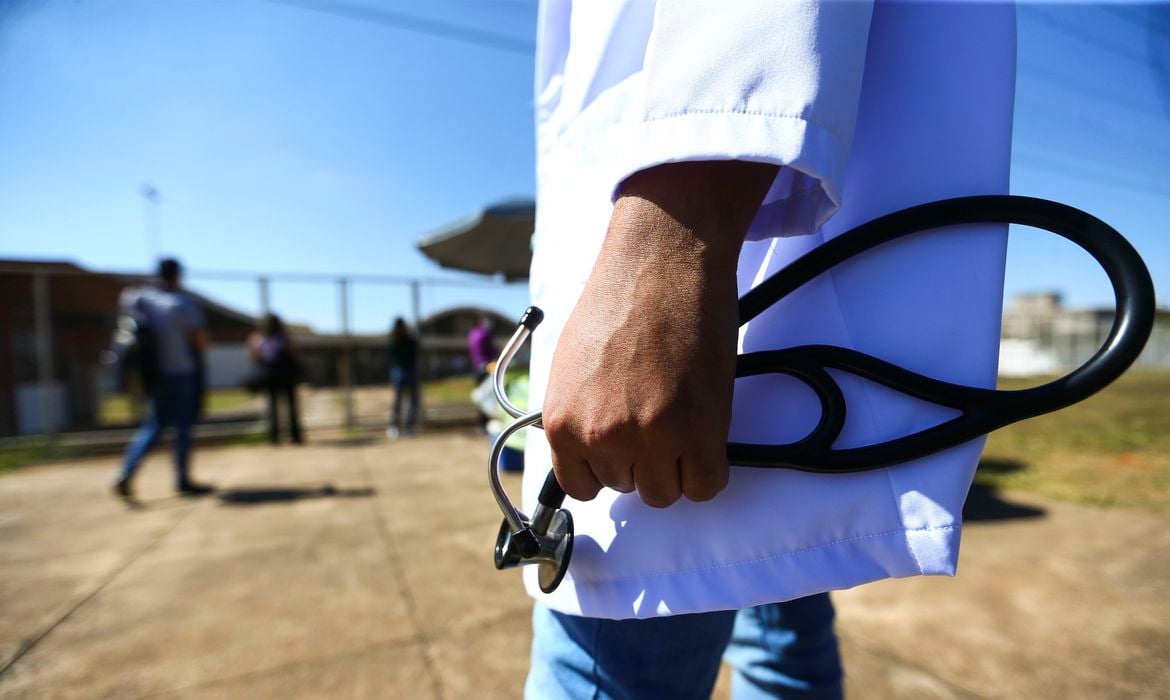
[607,195,743,272]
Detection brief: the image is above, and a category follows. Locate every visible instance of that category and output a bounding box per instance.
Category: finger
[552,453,603,502]
[679,446,729,503]
[589,454,636,493]
[632,454,683,509]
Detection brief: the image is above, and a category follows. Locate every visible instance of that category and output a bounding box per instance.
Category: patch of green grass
[100,389,256,424]
[0,439,84,476]
[979,371,1170,515]
[204,389,255,414]
[98,393,140,424]
[423,375,477,405]
[991,372,1170,454]
[329,376,478,407]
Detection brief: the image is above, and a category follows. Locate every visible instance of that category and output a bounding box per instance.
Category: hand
[543,160,779,507]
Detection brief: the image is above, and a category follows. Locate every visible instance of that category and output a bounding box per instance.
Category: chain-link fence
[0,262,529,442]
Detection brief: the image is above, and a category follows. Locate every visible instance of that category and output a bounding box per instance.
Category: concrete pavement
[1,434,1167,698]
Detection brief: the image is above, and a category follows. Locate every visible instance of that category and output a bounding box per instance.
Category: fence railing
[0,263,529,440]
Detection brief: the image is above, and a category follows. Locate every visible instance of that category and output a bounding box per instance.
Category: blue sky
[1,1,1167,334]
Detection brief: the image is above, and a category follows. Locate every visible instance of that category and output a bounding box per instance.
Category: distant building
[0,260,253,435]
[999,291,1170,376]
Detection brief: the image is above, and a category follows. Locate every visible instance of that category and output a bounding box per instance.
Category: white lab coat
[525,0,1016,619]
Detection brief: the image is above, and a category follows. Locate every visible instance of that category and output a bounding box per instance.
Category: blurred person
[522,2,1016,699]
[468,314,496,433]
[247,313,303,445]
[387,317,420,439]
[114,258,214,499]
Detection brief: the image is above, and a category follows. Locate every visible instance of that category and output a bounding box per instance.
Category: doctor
[524,1,1016,698]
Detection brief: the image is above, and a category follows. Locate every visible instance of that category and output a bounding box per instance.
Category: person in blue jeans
[386,317,420,439]
[528,595,841,700]
[114,258,214,499]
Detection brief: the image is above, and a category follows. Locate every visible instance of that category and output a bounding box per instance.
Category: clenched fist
[543,160,779,508]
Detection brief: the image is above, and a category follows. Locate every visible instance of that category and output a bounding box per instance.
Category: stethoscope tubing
[729,195,1155,471]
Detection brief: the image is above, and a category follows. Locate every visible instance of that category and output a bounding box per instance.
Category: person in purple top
[468,315,497,432]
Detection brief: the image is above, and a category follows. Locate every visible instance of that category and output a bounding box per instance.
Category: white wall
[998,338,1059,378]
[16,382,67,434]
[206,344,253,389]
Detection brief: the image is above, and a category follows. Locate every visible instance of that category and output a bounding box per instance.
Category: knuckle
[582,420,628,449]
[542,411,575,447]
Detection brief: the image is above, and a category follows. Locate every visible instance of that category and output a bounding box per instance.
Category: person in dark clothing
[248,313,303,445]
[387,317,420,439]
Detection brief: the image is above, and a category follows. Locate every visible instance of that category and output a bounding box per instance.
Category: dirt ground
[1,434,1167,699]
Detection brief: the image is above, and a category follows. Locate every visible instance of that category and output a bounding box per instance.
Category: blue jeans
[390,367,420,432]
[527,594,841,700]
[120,373,198,488]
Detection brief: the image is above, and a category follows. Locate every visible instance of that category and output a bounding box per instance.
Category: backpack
[102,295,159,393]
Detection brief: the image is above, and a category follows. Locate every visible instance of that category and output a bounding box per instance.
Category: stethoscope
[488,195,1156,594]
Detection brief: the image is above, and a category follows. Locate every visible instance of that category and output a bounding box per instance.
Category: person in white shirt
[523,1,1016,697]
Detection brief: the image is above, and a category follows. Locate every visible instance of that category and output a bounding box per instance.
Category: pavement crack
[0,501,201,679]
[357,452,445,700]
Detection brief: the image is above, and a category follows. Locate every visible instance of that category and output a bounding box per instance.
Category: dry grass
[979,371,1170,514]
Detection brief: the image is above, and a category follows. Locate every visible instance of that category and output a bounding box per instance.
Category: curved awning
[416,199,535,281]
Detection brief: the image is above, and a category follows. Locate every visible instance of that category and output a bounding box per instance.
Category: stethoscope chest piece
[488,306,578,594]
[493,508,574,594]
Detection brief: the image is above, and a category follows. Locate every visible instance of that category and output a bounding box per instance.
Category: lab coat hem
[523,524,957,620]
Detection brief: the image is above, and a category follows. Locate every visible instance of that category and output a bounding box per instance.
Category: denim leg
[526,603,737,700]
[405,371,420,431]
[171,375,197,488]
[390,369,404,430]
[120,391,165,482]
[724,595,842,700]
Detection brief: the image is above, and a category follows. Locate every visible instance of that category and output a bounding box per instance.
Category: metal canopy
[417,199,535,281]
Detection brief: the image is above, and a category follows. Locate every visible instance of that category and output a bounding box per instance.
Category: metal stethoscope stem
[488,307,575,593]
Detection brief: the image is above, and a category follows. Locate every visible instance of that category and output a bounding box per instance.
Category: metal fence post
[339,277,355,430]
[410,279,421,328]
[258,275,270,316]
[32,270,56,442]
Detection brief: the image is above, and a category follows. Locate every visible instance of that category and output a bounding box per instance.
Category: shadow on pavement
[964,458,1046,522]
[217,483,376,506]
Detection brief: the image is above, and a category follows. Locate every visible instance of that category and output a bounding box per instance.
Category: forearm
[544,160,779,506]
[608,160,779,270]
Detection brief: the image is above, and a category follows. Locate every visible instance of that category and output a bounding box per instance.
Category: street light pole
[141,183,161,263]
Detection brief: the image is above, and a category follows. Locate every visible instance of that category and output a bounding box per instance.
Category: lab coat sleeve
[619,0,873,239]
